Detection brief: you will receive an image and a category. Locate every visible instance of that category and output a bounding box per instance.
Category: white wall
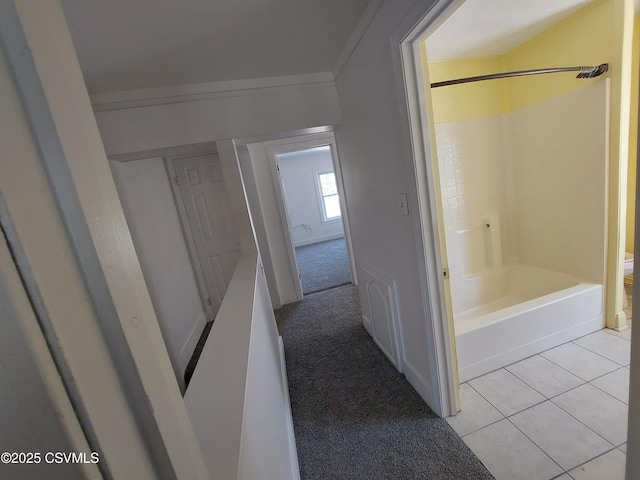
[90,72,342,312]
[245,140,301,306]
[184,254,299,480]
[334,0,444,412]
[0,15,156,478]
[110,157,207,389]
[0,220,100,480]
[239,256,299,480]
[93,79,341,157]
[242,132,350,307]
[2,1,209,477]
[217,139,260,257]
[277,146,344,247]
[236,144,282,307]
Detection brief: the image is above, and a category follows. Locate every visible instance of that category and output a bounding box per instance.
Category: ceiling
[61,0,639,94]
[427,0,597,62]
[60,0,370,94]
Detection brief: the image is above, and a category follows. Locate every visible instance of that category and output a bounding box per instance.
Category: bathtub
[454,265,604,382]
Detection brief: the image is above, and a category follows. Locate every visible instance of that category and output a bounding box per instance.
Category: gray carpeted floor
[276,284,494,480]
[295,238,351,294]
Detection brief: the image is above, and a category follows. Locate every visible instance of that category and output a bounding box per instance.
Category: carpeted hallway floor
[276,284,494,480]
[295,238,351,294]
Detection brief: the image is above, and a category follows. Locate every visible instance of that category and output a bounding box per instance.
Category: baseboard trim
[293,233,345,248]
[362,314,404,373]
[180,312,207,367]
[403,360,433,409]
[362,313,373,336]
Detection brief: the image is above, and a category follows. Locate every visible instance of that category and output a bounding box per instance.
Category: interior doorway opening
[242,131,358,308]
[422,0,613,382]
[394,0,635,416]
[275,146,352,295]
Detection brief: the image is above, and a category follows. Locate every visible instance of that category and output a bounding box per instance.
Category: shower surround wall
[438,115,511,314]
[436,81,609,381]
[509,82,608,284]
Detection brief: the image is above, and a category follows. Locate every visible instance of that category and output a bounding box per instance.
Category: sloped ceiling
[61,0,638,94]
[60,0,370,94]
[427,0,596,62]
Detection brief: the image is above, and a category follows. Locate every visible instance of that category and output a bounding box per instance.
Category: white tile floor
[448,327,631,480]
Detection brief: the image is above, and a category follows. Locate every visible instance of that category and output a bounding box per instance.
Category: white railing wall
[184,254,300,480]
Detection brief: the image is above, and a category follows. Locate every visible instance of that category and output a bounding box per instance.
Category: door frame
[265,132,358,301]
[109,142,219,323]
[389,0,465,416]
[164,150,219,322]
[389,0,633,417]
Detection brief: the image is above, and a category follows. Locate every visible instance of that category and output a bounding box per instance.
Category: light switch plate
[398,193,409,216]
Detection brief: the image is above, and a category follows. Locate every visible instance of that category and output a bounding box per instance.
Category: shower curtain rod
[430,63,609,88]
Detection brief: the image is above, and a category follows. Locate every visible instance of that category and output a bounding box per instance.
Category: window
[317,171,341,221]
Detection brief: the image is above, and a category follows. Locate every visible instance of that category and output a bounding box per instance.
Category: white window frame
[315,170,342,223]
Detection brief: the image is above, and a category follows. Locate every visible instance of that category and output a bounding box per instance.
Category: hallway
[275,284,493,479]
[275,281,634,479]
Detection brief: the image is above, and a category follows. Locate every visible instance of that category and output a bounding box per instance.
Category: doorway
[243,132,357,307]
[423,0,614,382]
[166,152,242,319]
[394,0,634,415]
[110,146,245,388]
[275,146,352,295]
[110,155,211,390]
[395,0,635,476]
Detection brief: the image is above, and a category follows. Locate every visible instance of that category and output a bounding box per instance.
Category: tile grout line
[503,404,621,476]
[465,351,625,411]
[501,369,621,460]
[465,369,544,417]
[587,366,630,405]
[455,329,631,479]
[549,473,571,480]
[462,373,567,477]
[569,333,630,366]
[558,445,626,478]
[461,354,626,477]
[602,327,632,341]
[539,346,620,383]
[505,361,585,399]
[503,416,566,477]
[544,396,620,449]
[456,380,507,438]
[504,364,626,474]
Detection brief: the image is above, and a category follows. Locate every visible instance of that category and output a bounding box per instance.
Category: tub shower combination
[446,221,603,382]
[432,65,610,382]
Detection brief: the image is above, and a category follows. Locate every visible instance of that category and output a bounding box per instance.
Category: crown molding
[333,0,384,80]
[90,72,336,112]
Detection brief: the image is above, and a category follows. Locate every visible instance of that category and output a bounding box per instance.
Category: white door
[172,154,241,318]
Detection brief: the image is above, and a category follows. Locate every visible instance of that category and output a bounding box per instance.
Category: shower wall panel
[435,116,510,272]
[508,81,609,284]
